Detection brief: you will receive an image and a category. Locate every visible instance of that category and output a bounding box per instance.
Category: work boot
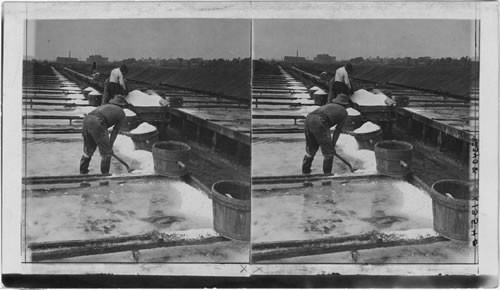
[302,155,314,174]
[323,156,334,174]
[79,155,91,174]
[100,156,112,174]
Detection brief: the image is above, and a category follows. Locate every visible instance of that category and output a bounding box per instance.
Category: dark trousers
[82,115,112,158]
[103,82,125,105]
[304,114,335,157]
[329,81,350,103]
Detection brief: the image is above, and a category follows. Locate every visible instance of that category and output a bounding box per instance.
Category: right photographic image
[251,19,479,264]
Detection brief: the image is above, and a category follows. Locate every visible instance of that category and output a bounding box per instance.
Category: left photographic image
[22,18,251,263]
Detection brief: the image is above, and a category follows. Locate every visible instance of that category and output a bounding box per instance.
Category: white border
[2,1,498,277]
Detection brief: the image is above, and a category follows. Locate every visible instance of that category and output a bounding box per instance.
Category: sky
[254,19,476,60]
[26,19,476,61]
[26,19,251,61]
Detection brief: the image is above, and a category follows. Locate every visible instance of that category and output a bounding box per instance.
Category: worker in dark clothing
[328,63,353,103]
[302,94,349,174]
[102,64,128,105]
[79,95,128,174]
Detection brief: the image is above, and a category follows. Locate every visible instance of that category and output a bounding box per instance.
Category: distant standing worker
[302,94,349,175]
[102,64,129,105]
[91,62,97,75]
[79,95,128,175]
[328,63,353,103]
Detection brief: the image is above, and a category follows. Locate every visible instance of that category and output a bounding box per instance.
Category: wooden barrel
[342,115,364,132]
[374,140,413,177]
[313,93,328,105]
[152,141,190,177]
[430,180,475,241]
[212,180,251,241]
[308,88,319,98]
[130,129,159,151]
[352,129,383,150]
[88,93,102,106]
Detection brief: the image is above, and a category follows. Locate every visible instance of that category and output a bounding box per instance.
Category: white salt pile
[130,122,157,134]
[314,89,327,95]
[113,135,154,173]
[336,134,377,172]
[350,89,388,106]
[125,90,163,107]
[170,181,213,220]
[123,109,136,117]
[354,121,380,134]
[88,90,102,96]
[309,86,321,91]
[83,87,94,92]
[391,181,433,222]
[346,108,361,116]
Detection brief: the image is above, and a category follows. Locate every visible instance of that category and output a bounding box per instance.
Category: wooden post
[255,97,258,108]
[196,124,201,143]
[422,124,428,143]
[407,117,413,131]
[211,132,217,153]
[437,131,443,152]
[461,142,469,164]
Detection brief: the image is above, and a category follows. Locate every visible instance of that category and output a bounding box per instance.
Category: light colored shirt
[334,66,351,89]
[109,67,126,90]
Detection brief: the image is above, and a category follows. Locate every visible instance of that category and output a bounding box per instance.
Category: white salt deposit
[292,93,312,99]
[354,121,380,134]
[130,122,157,134]
[309,86,321,91]
[123,109,136,117]
[74,106,95,117]
[83,87,94,92]
[88,90,102,96]
[67,93,85,100]
[346,108,361,116]
[297,105,320,117]
[159,229,218,240]
[125,90,163,107]
[113,135,154,173]
[61,86,80,91]
[336,134,377,172]
[292,99,315,105]
[391,181,433,222]
[69,99,89,105]
[169,181,213,221]
[314,89,327,95]
[350,89,388,106]
[288,86,307,90]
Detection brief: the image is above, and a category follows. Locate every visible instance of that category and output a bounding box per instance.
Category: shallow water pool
[252,179,433,243]
[25,179,213,243]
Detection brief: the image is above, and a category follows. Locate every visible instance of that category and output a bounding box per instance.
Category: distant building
[86,55,109,65]
[283,56,307,63]
[313,54,336,64]
[56,57,79,64]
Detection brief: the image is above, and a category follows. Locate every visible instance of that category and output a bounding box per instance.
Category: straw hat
[109,95,128,107]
